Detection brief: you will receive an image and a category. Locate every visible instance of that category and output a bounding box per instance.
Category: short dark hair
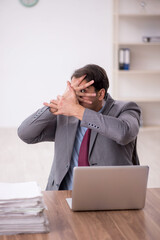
[71,64,109,99]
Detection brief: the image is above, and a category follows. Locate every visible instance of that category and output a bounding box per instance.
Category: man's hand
[43,99,58,115]
[71,75,96,104]
[43,75,96,119]
[43,81,85,120]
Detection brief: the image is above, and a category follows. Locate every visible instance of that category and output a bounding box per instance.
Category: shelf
[116,98,160,103]
[116,70,160,74]
[113,0,160,129]
[117,42,160,46]
[116,14,160,18]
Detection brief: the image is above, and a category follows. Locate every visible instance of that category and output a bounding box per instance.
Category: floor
[137,127,160,188]
[0,127,159,190]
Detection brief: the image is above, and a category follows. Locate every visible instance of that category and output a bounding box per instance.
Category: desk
[1,188,160,240]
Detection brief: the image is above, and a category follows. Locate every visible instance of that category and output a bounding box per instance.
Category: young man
[18,64,141,190]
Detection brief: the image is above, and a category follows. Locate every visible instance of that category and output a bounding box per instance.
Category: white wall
[0,0,113,127]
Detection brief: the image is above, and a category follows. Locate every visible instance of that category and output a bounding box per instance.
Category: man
[18,64,141,190]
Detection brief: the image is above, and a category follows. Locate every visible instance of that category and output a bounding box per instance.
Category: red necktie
[78,129,91,166]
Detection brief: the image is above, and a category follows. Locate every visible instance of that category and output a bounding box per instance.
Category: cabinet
[113,0,160,130]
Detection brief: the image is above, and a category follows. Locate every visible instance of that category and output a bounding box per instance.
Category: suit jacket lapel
[67,116,79,162]
[89,94,115,156]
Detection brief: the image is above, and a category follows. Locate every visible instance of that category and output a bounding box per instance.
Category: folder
[118,48,130,70]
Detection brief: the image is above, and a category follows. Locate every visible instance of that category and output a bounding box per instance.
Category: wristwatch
[19,0,39,7]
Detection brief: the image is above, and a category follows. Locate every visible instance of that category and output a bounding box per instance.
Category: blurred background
[0,0,160,190]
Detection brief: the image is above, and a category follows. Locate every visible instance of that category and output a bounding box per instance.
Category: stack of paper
[0,182,49,235]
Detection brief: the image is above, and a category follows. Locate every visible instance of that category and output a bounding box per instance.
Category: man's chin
[80,102,92,109]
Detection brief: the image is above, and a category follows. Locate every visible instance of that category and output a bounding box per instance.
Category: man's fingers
[71,77,82,88]
[43,100,58,114]
[80,79,94,89]
[78,97,92,104]
[43,102,50,107]
[57,95,62,101]
[43,102,56,108]
[79,74,87,81]
[75,80,94,91]
[50,108,58,114]
[71,75,86,87]
[50,99,58,104]
[67,81,74,91]
[65,82,77,99]
[76,91,96,97]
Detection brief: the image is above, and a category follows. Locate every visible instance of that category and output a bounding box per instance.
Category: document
[0,182,49,235]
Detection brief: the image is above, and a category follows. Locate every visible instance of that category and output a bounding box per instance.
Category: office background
[0,0,159,190]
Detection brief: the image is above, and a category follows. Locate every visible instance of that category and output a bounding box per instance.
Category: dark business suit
[18,94,141,190]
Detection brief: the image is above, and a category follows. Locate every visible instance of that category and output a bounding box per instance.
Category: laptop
[66,165,149,211]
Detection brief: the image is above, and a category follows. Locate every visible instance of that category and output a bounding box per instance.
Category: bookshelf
[113,0,160,129]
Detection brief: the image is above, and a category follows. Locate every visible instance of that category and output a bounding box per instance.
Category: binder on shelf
[119,48,125,70]
[118,48,130,70]
[124,48,130,70]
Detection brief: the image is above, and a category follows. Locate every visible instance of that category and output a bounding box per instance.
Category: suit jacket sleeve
[81,101,141,145]
[17,106,57,144]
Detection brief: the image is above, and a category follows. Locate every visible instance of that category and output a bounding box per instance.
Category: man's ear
[98,88,105,100]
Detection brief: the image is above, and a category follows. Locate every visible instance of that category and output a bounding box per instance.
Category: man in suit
[18,64,141,190]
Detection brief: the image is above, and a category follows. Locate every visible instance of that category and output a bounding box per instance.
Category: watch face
[19,0,39,7]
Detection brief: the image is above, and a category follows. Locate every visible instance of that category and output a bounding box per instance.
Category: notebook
[66,165,149,211]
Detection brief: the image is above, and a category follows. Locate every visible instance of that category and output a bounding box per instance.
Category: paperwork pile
[0,181,49,235]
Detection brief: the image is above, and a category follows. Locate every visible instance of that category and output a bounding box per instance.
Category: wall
[0,0,113,127]
[0,0,113,189]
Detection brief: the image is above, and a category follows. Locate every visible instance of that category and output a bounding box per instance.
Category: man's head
[71,64,109,111]
[71,64,109,98]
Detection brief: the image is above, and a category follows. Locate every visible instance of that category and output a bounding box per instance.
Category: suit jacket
[17,94,141,190]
